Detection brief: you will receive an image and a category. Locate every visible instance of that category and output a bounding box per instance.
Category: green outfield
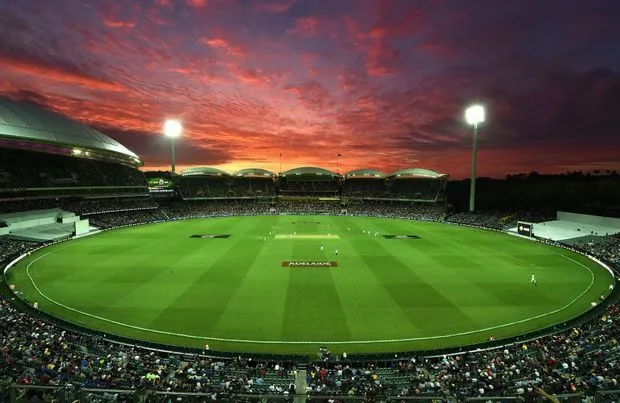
[8,216,614,355]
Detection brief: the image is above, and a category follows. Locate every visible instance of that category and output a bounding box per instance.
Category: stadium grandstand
[277,166,340,197]
[177,166,277,199]
[0,97,154,242]
[1,99,619,402]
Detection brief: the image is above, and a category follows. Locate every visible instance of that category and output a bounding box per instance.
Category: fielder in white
[530,274,537,285]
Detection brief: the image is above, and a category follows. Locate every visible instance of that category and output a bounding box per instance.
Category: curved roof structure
[387,168,447,179]
[234,168,275,177]
[343,168,384,178]
[0,97,140,162]
[281,166,338,177]
[180,167,231,177]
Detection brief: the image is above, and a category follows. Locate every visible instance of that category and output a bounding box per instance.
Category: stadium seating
[1,198,618,401]
[342,177,386,198]
[0,147,146,191]
[177,174,276,199]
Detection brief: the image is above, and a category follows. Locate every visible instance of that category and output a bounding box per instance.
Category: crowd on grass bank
[1,204,619,401]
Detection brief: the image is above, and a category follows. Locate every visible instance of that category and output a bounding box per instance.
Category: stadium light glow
[465,104,485,126]
[464,104,485,213]
[164,119,182,138]
[163,119,182,173]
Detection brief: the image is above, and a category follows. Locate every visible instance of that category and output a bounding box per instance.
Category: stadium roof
[387,168,447,178]
[0,97,140,163]
[281,166,338,177]
[233,168,276,177]
[343,168,384,178]
[180,166,231,177]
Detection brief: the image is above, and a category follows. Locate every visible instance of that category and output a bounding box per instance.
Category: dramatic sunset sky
[1,0,619,178]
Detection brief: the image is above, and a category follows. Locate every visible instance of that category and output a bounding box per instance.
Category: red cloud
[253,0,296,13]
[1,0,618,178]
[199,37,246,56]
[0,54,125,93]
[186,0,207,7]
[228,65,275,85]
[283,81,331,110]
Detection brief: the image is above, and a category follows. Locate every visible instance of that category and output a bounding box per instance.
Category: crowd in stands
[1,232,617,400]
[0,148,146,190]
[386,178,444,201]
[0,239,38,268]
[341,178,445,201]
[87,210,167,229]
[61,198,159,216]
[445,210,553,230]
[178,176,276,199]
[342,178,385,199]
[0,293,295,401]
[0,199,60,215]
[565,235,620,270]
[1,199,618,400]
[160,200,273,219]
[174,178,447,200]
[276,179,340,196]
[307,303,618,399]
[347,201,446,221]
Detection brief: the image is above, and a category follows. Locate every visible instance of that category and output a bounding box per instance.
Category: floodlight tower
[465,105,485,212]
[163,119,182,173]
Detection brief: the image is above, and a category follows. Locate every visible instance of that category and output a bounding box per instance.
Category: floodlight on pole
[163,119,182,173]
[464,105,485,213]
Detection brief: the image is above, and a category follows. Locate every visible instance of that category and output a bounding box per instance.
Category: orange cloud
[0,55,125,93]
[103,17,136,28]
[199,37,246,56]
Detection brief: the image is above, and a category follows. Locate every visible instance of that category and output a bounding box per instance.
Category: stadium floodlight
[465,104,485,126]
[163,119,182,173]
[464,104,485,213]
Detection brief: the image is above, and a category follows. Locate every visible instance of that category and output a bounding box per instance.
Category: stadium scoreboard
[517,222,533,237]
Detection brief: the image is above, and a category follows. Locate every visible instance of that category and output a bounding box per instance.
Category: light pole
[163,119,182,173]
[465,105,485,213]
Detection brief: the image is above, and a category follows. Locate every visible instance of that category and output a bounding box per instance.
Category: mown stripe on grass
[280,237,351,341]
[333,218,474,332]
[146,219,267,336]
